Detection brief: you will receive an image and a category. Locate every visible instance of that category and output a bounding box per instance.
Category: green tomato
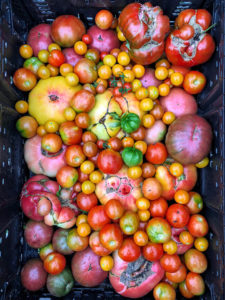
[23,57,43,75]
[121,112,140,134]
[122,147,143,167]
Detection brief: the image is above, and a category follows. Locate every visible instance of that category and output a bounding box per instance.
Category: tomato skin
[142,242,164,262]
[187,214,209,237]
[65,145,86,167]
[166,264,187,283]
[130,126,146,141]
[166,204,190,228]
[48,50,65,67]
[118,238,141,262]
[83,142,98,158]
[89,231,112,256]
[99,223,123,251]
[56,166,78,188]
[82,131,97,143]
[146,217,171,243]
[184,249,208,274]
[119,211,139,235]
[95,10,113,30]
[153,282,176,300]
[133,230,148,246]
[185,272,205,296]
[74,58,98,84]
[160,254,181,273]
[44,252,66,275]
[97,149,123,175]
[183,71,206,94]
[41,133,62,153]
[88,205,111,231]
[150,197,168,218]
[16,116,38,138]
[77,192,98,212]
[107,137,122,151]
[179,280,194,298]
[142,163,156,178]
[142,178,162,201]
[71,89,95,113]
[39,243,54,261]
[145,143,168,165]
[104,199,124,220]
[82,34,93,45]
[67,228,89,251]
[15,100,29,114]
[13,68,37,91]
[59,121,83,145]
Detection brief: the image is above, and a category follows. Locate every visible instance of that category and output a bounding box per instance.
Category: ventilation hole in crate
[3,128,6,135]
[209,80,214,87]
[2,161,5,167]
[2,145,6,151]
[215,181,218,188]
[1,178,5,185]
[8,147,11,153]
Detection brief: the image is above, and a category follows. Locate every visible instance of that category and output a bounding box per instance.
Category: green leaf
[108,112,121,121]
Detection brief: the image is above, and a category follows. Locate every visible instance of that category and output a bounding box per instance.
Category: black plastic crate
[0,0,224,299]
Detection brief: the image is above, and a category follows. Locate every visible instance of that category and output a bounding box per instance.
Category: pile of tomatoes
[13,3,215,299]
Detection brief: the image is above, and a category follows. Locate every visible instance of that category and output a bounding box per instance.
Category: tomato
[130,126,146,141]
[81,180,95,194]
[47,64,59,76]
[170,72,184,86]
[155,59,171,69]
[142,162,156,178]
[183,71,206,94]
[136,198,150,210]
[118,238,141,262]
[110,48,120,58]
[174,190,190,204]
[89,170,102,184]
[132,79,142,92]
[99,223,123,251]
[78,168,89,183]
[137,210,150,222]
[13,68,37,91]
[19,44,33,58]
[80,160,95,175]
[65,73,79,86]
[82,34,92,45]
[142,178,162,200]
[37,65,50,79]
[76,214,88,226]
[145,143,168,165]
[85,49,100,64]
[166,264,187,284]
[104,199,124,220]
[195,157,209,168]
[74,41,87,55]
[82,142,98,158]
[71,90,95,114]
[135,87,148,100]
[117,52,130,66]
[100,51,108,61]
[56,166,78,188]
[15,100,29,114]
[122,136,134,148]
[150,197,168,218]
[103,54,116,67]
[44,120,59,134]
[158,83,170,96]
[185,272,205,296]
[39,243,54,261]
[82,131,97,143]
[77,223,91,237]
[132,64,145,78]
[48,43,61,52]
[77,192,98,212]
[150,104,164,120]
[169,163,183,177]
[140,98,154,111]
[162,111,176,125]
[75,113,90,129]
[128,166,142,180]
[74,182,82,193]
[187,214,209,237]
[74,58,98,84]
[160,253,181,273]
[48,50,65,67]
[163,240,177,255]
[119,211,139,235]
[44,252,66,275]
[41,133,62,153]
[186,192,203,215]
[95,9,113,30]
[142,242,163,262]
[148,86,159,100]
[97,149,123,175]
[59,63,73,76]
[179,280,194,298]
[184,249,208,274]
[38,50,49,63]
[146,217,171,243]
[98,65,112,80]
[59,121,83,145]
[133,230,148,246]
[63,107,76,121]
[100,255,114,271]
[194,237,209,252]
[166,204,190,228]
[155,67,168,80]
[107,137,122,151]
[89,231,111,256]
[96,83,106,94]
[112,64,124,77]
[16,116,38,138]
[65,145,85,167]
[37,125,47,137]
[153,282,176,300]
[123,70,135,83]
[67,228,89,251]
[88,205,111,231]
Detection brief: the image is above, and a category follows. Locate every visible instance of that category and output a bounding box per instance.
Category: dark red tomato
[75,113,90,129]
[145,143,168,165]
[183,71,206,95]
[107,137,122,151]
[130,126,146,141]
[118,238,141,262]
[88,205,111,231]
[186,272,205,296]
[59,121,83,145]
[166,204,190,228]
[100,51,108,60]
[104,199,124,220]
[85,48,100,64]
[160,254,181,273]
[48,50,65,67]
[99,223,123,251]
[65,145,86,167]
[113,87,122,97]
[123,82,132,93]
[97,149,123,174]
[44,252,66,275]
[179,280,194,298]
[142,162,156,178]
[96,84,106,94]
[142,242,164,262]
[13,68,37,91]
[150,197,168,218]
[166,264,187,283]
[83,142,98,158]
[97,139,104,149]
[82,34,93,45]
[138,221,147,231]
[89,231,111,256]
[82,131,97,143]
[187,214,209,237]
[77,192,98,212]
[78,168,89,182]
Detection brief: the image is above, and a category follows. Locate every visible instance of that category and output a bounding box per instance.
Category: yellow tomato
[82,180,95,194]
[132,79,142,92]
[155,67,169,80]
[64,107,76,121]
[65,73,79,86]
[48,43,61,52]
[142,114,155,128]
[134,141,147,155]
[100,256,114,271]
[136,197,150,210]
[15,100,28,114]
[162,111,176,125]
[117,30,126,42]
[123,70,135,83]
[194,237,209,252]
[38,50,49,63]
[74,41,87,55]
[37,66,50,79]
[76,214,88,226]
[147,86,159,100]
[170,72,184,86]
[138,210,150,222]
[89,170,103,184]
[80,161,95,174]
[128,166,142,179]
[103,54,116,67]
[195,157,209,168]
[117,51,130,66]
[169,163,184,177]
[132,64,145,78]
[44,120,59,133]
[112,64,124,77]
[135,87,149,100]
[163,240,178,255]
[19,44,33,59]
[77,223,91,237]
[140,98,154,111]
[158,83,170,96]
[98,65,112,80]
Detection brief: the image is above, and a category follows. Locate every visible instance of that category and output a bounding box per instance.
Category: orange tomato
[155,67,169,80]
[60,63,73,76]
[117,51,130,66]
[162,111,176,125]
[135,87,149,100]
[123,70,135,83]
[122,136,134,148]
[37,66,50,79]
[74,41,87,55]
[138,210,150,222]
[179,231,194,245]
[76,214,88,226]
[136,197,150,210]
[169,163,184,177]
[132,64,145,78]
[158,83,170,96]
[100,256,114,271]
[174,190,190,204]
[98,65,112,80]
[19,44,33,59]
[77,223,91,237]
[134,141,147,154]
[170,72,184,86]
[112,64,124,77]
[133,230,149,246]
[142,114,155,128]
[155,59,171,69]
[15,100,28,114]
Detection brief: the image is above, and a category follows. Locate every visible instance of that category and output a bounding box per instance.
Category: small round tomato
[113,86,122,97]
[65,72,79,86]
[81,180,95,194]
[195,157,209,168]
[150,197,168,218]
[110,48,120,58]
[185,272,205,296]
[186,192,203,214]
[89,231,111,256]
[148,86,159,100]
[48,43,61,52]
[136,198,150,210]
[128,166,142,180]
[38,50,49,63]
[133,230,148,246]
[194,237,209,252]
[13,68,37,91]
[179,280,194,298]
[187,214,209,237]
[41,133,62,153]
[123,70,135,83]
[174,190,190,204]
[37,65,50,79]
[134,141,147,155]
[155,59,171,69]
[130,126,146,141]
[44,252,66,275]
[59,121,83,145]
[96,83,106,94]
[82,131,97,143]
[150,104,164,120]
[15,100,28,114]
[77,192,98,212]
[44,120,59,133]
[166,264,187,283]
[155,67,168,80]
[89,170,103,184]
[104,199,124,220]
[117,52,130,66]
[76,214,88,226]
[47,64,59,76]
[19,44,33,58]
[142,178,162,201]
[160,253,181,273]
[97,149,123,175]
[142,162,156,178]
[117,30,126,41]
[107,137,122,151]
[100,223,123,251]
[56,166,78,188]
[74,182,82,193]
[179,231,194,245]
[138,210,150,222]
[37,125,47,137]
[123,82,132,92]
[132,64,145,78]
[166,204,190,228]
[120,211,139,235]
[75,113,90,129]
[171,72,184,86]
[74,41,87,55]
[112,64,124,77]
[158,83,170,96]
[142,114,155,128]
[122,136,134,148]
[80,160,95,175]
[169,163,183,177]
[39,243,54,261]
[140,98,154,111]
[88,205,110,231]
[82,34,93,45]
[146,217,171,243]
[100,255,114,271]
[145,143,168,165]
[183,71,206,94]
[103,54,116,67]
[135,87,149,100]
[48,50,65,67]
[153,282,176,300]
[67,228,89,251]
[142,242,164,261]
[184,249,207,274]
[77,223,91,237]
[162,111,176,125]
[95,9,113,30]
[59,63,73,76]
[16,116,38,138]
[65,145,86,167]
[78,168,89,182]
[64,107,76,121]
[163,240,178,255]
[82,142,98,158]
[100,51,108,60]
[98,65,112,80]
[118,238,141,262]
[132,79,142,92]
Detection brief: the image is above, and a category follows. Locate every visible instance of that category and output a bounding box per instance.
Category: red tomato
[142,242,164,262]
[186,272,205,296]
[179,280,194,298]
[107,137,122,151]
[100,52,108,61]
[118,238,141,262]
[13,68,37,91]
[123,82,132,93]
[56,166,78,188]
[70,89,95,113]
[59,121,83,145]
[187,214,209,237]
[41,133,62,153]
[89,231,112,256]
[97,149,123,174]
[166,204,190,228]
[104,199,124,220]
[74,58,98,84]
[48,50,65,67]
[87,205,111,231]
[166,264,187,283]
[145,143,168,165]
[160,254,181,273]
[78,168,89,183]
[183,71,206,94]
[99,223,123,251]
[150,197,168,218]
[77,192,98,212]
[65,145,86,167]
[82,34,93,45]
[44,252,66,275]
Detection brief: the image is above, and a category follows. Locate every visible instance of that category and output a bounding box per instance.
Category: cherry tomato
[138,210,150,222]
[148,86,159,100]
[98,65,112,80]
[153,282,176,300]
[67,228,89,251]
[75,113,90,129]
[166,204,190,228]
[142,162,156,178]
[155,59,171,69]
[38,49,49,63]
[150,197,168,218]
[186,192,203,214]
[81,180,95,194]
[160,253,181,273]
[44,120,59,133]
[100,51,108,61]
[140,98,154,111]
[162,111,176,125]
[166,264,187,284]
[19,44,33,59]
[117,51,130,66]
[80,160,95,175]
[179,231,194,245]
[82,34,93,45]
[130,126,146,141]
[104,199,124,220]
[123,82,132,92]
[187,214,209,237]
[47,64,59,76]
[78,168,89,182]
[96,83,106,94]
[103,54,116,67]
[59,63,73,76]
[88,205,110,231]
[16,116,38,138]
[107,137,122,151]
[95,9,113,30]
[132,64,145,78]
[171,72,184,86]
[65,145,86,167]
[119,211,139,235]
[123,70,135,83]
[74,41,87,55]
[74,182,82,193]
[37,125,47,137]
[128,166,142,179]
[185,272,205,296]
[99,223,123,252]
[142,114,155,128]
[77,223,91,237]
[132,79,142,92]
[174,190,190,204]
[41,133,62,153]
[135,87,149,100]
[89,231,111,256]
[48,50,65,67]
[150,104,164,120]
[89,170,102,184]
[64,107,76,121]
[44,252,66,275]
[158,83,170,96]
[136,198,150,210]
[133,230,148,247]
[77,192,98,212]
[112,64,124,77]
[13,68,37,91]
[117,30,126,42]
[100,255,114,271]
[39,243,54,261]
[56,166,78,188]
[110,48,120,58]
[15,100,28,114]
[142,242,164,261]
[183,71,206,94]
[169,162,183,177]
[146,217,171,243]
[163,240,178,255]
[155,67,168,80]
[179,280,194,298]
[76,214,88,226]
[82,142,98,158]
[97,149,123,175]
[118,238,141,262]
[65,72,79,86]
[195,157,209,168]
[82,131,97,143]
[194,237,209,252]
[122,136,134,148]
[48,43,61,52]
[145,142,168,165]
